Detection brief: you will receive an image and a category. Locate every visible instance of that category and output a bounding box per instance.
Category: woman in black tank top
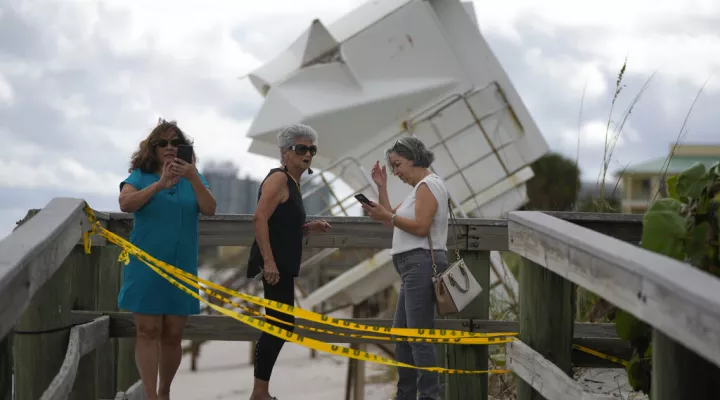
[246,124,331,400]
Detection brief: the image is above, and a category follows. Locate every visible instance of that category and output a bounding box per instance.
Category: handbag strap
[427,231,437,277]
[447,199,462,261]
[428,198,462,276]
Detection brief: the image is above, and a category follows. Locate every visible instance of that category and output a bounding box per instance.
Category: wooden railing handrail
[508,210,720,369]
[103,210,643,250]
[506,340,615,400]
[0,197,109,340]
[1,197,653,400]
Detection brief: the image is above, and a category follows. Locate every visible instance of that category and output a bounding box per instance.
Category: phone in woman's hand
[254,267,264,281]
[177,145,193,163]
[354,193,374,207]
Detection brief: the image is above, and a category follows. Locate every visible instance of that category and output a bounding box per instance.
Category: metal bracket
[461,318,475,332]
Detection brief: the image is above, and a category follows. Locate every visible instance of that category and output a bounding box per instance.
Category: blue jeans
[392,248,448,400]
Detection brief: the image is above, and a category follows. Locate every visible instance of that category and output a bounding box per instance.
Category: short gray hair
[277,124,319,150]
[386,136,435,168]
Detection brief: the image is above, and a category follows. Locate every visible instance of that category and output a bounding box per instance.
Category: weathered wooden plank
[105,211,642,250]
[72,311,619,340]
[508,211,720,369]
[652,329,720,399]
[40,317,110,400]
[506,340,615,400]
[13,246,80,400]
[445,251,490,400]
[516,258,575,400]
[0,333,10,400]
[124,380,145,400]
[71,311,630,367]
[0,198,92,339]
[96,247,123,398]
[68,243,101,400]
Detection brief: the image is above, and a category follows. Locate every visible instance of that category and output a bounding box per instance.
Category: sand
[171,340,396,400]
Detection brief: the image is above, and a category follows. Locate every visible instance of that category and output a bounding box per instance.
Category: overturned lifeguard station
[244,0,548,309]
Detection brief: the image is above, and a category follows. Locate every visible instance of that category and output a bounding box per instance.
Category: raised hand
[158,161,180,189]
[371,160,387,188]
[171,158,197,179]
[361,200,392,223]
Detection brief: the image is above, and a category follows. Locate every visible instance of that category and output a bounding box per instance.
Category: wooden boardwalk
[1,197,719,399]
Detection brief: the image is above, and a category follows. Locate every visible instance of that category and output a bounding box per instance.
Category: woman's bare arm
[252,173,288,265]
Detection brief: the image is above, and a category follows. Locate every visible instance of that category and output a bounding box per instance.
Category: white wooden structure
[244,0,541,309]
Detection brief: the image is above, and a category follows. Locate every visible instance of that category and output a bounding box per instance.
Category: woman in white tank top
[361,136,449,400]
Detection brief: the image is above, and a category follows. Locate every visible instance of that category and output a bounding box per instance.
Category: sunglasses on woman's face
[155,138,184,148]
[291,144,317,156]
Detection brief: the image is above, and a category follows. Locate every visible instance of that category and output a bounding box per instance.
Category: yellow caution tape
[80,205,627,372]
[165,256,508,345]
[82,205,515,343]
[573,344,629,367]
[132,241,509,375]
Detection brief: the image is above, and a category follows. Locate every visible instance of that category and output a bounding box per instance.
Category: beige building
[617,144,720,214]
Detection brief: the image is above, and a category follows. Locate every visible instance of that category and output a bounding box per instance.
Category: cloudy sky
[1,0,718,239]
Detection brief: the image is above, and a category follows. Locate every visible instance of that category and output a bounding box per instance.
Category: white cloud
[172,108,282,181]
[473,0,720,91]
[0,157,124,195]
[0,0,718,234]
[524,49,609,100]
[562,119,641,150]
[0,73,13,105]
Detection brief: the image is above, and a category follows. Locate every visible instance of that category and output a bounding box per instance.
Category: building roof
[620,155,720,175]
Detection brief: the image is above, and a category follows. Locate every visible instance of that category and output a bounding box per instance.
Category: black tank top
[246,168,306,278]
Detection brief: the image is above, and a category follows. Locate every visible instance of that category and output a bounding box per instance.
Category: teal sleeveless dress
[117,168,210,315]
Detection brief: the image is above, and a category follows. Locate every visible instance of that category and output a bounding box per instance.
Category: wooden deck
[1,197,718,399]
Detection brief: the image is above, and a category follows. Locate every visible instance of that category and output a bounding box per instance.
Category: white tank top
[390,173,449,255]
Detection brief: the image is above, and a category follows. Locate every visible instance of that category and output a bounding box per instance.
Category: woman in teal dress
[118,119,216,400]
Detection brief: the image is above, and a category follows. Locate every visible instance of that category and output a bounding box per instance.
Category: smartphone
[354,193,374,207]
[254,267,264,281]
[177,145,193,163]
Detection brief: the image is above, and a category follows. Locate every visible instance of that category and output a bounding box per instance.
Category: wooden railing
[0,198,119,400]
[506,211,720,399]
[1,197,668,400]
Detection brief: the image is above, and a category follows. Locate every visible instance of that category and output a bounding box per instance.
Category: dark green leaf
[642,198,687,260]
[615,309,650,342]
[685,222,711,266]
[666,175,680,201]
[709,161,719,177]
[627,354,652,394]
[675,162,707,199]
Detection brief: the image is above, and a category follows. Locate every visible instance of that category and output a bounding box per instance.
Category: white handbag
[429,200,483,316]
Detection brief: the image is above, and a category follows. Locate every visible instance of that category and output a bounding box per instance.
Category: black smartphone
[177,145,193,163]
[354,193,374,207]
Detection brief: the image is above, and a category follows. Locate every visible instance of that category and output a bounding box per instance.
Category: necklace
[288,174,300,189]
[283,165,300,189]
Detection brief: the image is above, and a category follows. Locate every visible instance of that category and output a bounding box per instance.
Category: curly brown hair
[129,118,195,173]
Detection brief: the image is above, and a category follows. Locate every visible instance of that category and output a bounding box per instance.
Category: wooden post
[115,337,140,392]
[68,244,101,400]
[0,333,11,400]
[12,246,79,400]
[651,329,720,399]
[352,304,366,400]
[515,258,575,400]
[95,246,122,398]
[444,250,490,400]
[1,209,41,400]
